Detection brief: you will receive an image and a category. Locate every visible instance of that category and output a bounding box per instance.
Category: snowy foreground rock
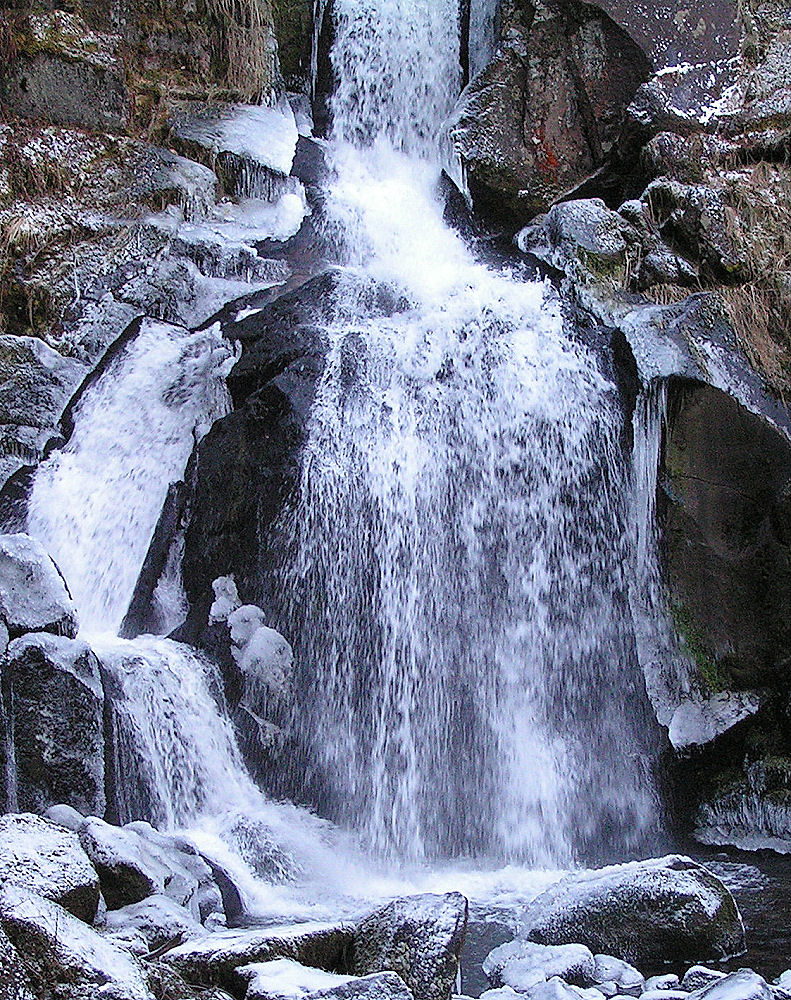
[518,856,745,966]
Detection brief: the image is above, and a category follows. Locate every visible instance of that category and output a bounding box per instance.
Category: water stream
[14,0,673,925]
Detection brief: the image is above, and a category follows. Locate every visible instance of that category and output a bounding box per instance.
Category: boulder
[44,803,86,832]
[644,977,680,992]
[593,956,644,996]
[5,633,105,816]
[681,969,727,993]
[484,941,595,988]
[687,971,772,1000]
[449,5,650,223]
[669,693,764,751]
[0,882,153,1000]
[527,978,588,1000]
[104,894,204,952]
[520,856,745,966]
[169,99,299,200]
[0,532,78,637]
[0,813,100,923]
[236,959,413,1000]
[78,817,220,917]
[351,893,468,1000]
[162,922,355,992]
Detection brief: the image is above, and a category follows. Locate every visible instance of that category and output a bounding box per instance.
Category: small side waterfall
[26,319,234,635]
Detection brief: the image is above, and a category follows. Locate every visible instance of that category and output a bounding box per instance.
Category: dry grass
[205,0,278,102]
[641,283,698,306]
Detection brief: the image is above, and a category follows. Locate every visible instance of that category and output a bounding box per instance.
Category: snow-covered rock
[520,856,745,966]
[104,894,204,951]
[352,893,468,1000]
[484,941,595,988]
[528,977,588,1000]
[669,693,763,750]
[687,971,772,1000]
[644,977,680,992]
[78,817,219,917]
[210,575,241,624]
[237,959,413,1000]
[0,883,154,999]
[162,922,355,993]
[6,633,105,816]
[593,956,644,996]
[0,813,99,922]
[44,802,86,832]
[0,532,78,637]
[682,970,727,993]
[639,991,688,1000]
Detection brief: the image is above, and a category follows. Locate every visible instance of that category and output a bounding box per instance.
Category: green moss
[670,599,727,692]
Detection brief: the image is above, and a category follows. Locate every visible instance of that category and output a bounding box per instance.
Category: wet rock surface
[4,633,105,816]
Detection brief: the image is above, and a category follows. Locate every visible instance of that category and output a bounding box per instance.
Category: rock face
[4,633,105,816]
[661,381,791,693]
[0,337,87,489]
[0,813,100,923]
[451,3,651,223]
[0,532,78,637]
[0,11,130,132]
[520,856,745,966]
[351,893,468,1000]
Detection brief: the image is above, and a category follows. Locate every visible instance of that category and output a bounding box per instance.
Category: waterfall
[26,320,234,635]
[268,0,665,863]
[11,0,670,882]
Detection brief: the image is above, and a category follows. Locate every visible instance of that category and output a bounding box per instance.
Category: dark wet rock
[78,817,221,918]
[662,380,791,692]
[105,894,204,951]
[182,274,336,617]
[352,893,468,1000]
[0,813,100,923]
[5,633,105,816]
[450,4,651,224]
[0,532,78,638]
[162,922,356,992]
[484,940,595,989]
[0,924,36,1000]
[0,882,154,999]
[0,11,130,132]
[521,855,744,966]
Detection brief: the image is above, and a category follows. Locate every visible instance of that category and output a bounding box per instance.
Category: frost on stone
[669,692,763,750]
[484,941,595,989]
[593,956,643,994]
[0,813,99,923]
[236,957,356,998]
[227,604,294,703]
[0,883,154,1000]
[687,970,773,1000]
[0,532,79,637]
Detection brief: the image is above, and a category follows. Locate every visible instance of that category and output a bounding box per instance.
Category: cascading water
[9,0,673,906]
[26,319,235,634]
[269,0,665,863]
